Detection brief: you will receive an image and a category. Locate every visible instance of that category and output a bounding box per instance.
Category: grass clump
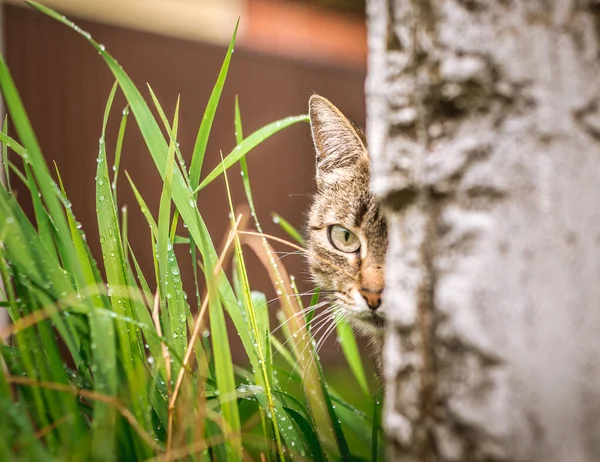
[0,2,383,460]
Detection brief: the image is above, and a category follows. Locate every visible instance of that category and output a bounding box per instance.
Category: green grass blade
[371,394,380,462]
[23,162,55,255]
[156,95,187,360]
[285,407,326,462]
[146,84,190,186]
[111,105,129,193]
[189,20,239,190]
[208,283,242,460]
[306,288,320,327]
[193,115,308,194]
[271,213,304,245]
[0,35,87,297]
[91,82,122,460]
[315,358,351,460]
[222,155,284,460]
[235,96,260,230]
[1,116,10,194]
[335,320,369,397]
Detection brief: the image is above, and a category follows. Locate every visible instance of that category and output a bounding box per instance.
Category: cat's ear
[308,95,367,187]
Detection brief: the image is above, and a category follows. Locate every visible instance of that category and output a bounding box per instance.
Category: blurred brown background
[3,0,366,363]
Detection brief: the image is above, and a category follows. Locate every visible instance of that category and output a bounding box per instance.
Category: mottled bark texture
[366,1,600,460]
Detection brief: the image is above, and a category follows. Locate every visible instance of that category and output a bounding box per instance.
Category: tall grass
[0,2,384,460]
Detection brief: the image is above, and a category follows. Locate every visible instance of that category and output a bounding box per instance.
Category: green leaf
[189,20,239,190]
[111,104,129,193]
[192,114,309,194]
[271,213,304,245]
[336,320,369,397]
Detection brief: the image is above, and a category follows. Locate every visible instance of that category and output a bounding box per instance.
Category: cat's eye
[328,225,361,253]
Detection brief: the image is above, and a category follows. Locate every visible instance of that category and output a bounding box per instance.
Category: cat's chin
[347,312,385,335]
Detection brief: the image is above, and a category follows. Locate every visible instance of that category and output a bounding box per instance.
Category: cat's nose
[360,288,382,310]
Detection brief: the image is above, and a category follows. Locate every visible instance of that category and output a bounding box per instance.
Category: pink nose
[359,288,382,310]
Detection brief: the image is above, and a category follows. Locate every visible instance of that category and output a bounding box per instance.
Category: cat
[305,95,388,357]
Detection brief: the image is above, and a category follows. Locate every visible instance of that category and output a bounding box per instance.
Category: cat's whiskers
[303,310,345,376]
[274,306,336,354]
[269,306,337,362]
[269,300,330,336]
[287,311,339,380]
[264,288,329,308]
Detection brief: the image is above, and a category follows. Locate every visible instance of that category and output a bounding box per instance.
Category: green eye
[328,225,361,253]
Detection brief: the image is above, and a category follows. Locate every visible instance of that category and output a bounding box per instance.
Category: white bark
[366,1,600,460]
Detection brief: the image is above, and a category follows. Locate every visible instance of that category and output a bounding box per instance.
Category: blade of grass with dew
[284,407,326,462]
[192,114,308,194]
[184,20,239,331]
[23,161,57,263]
[235,97,258,227]
[222,158,289,461]
[230,110,313,458]
[92,82,129,460]
[314,357,351,461]
[8,286,56,449]
[147,84,190,186]
[241,231,337,456]
[0,32,91,320]
[0,185,86,372]
[145,92,194,359]
[189,20,238,189]
[271,213,304,246]
[121,238,171,432]
[335,320,369,397]
[29,9,325,457]
[0,45,101,402]
[268,337,296,372]
[111,105,129,195]
[234,100,338,455]
[306,288,320,327]
[126,173,198,381]
[96,83,152,458]
[1,115,9,194]
[233,99,276,374]
[206,268,242,460]
[372,392,381,462]
[156,95,187,362]
[29,3,240,346]
[251,291,269,361]
[1,132,56,268]
[272,389,328,461]
[234,95,314,454]
[126,239,171,417]
[24,287,87,454]
[55,167,108,317]
[31,6,279,373]
[0,364,51,461]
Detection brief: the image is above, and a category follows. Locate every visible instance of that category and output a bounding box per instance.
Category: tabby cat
[306,95,388,353]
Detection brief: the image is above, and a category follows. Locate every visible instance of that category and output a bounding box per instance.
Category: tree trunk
[366,1,600,460]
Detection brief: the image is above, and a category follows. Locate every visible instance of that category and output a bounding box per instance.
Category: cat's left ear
[308,95,367,186]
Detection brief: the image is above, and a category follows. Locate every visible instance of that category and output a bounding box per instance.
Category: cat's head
[306,95,388,336]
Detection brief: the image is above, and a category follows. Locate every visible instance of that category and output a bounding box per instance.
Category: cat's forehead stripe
[353,199,369,228]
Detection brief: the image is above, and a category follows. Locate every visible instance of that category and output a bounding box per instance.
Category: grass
[0,2,384,460]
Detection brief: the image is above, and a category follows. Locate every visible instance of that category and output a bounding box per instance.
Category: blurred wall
[4,3,366,362]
